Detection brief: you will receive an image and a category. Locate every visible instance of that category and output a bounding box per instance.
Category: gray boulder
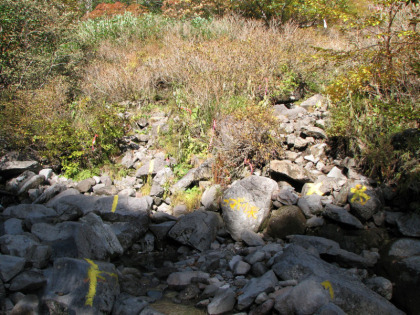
[3,218,24,235]
[272,187,299,206]
[112,293,149,315]
[207,287,236,315]
[272,244,404,314]
[168,210,222,251]
[2,204,58,228]
[201,185,222,211]
[298,194,323,218]
[9,294,40,315]
[0,255,26,282]
[0,161,41,179]
[167,271,209,290]
[9,270,46,292]
[300,94,325,111]
[396,212,420,237]
[43,257,119,315]
[348,183,381,220]
[221,176,277,241]
[17,175,45,196]
[266,206,306,239]
[75,178,96,193]
[150,168,173,197]
[324,204,364,229]
[33,184,67,204]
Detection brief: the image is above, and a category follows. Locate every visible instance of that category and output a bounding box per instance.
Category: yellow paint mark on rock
[306,183,324,196]
[321,280,334,300]
[111,195,118,213]
[223,198,259,219]
[84,259,118,307]
[350,184,370,205]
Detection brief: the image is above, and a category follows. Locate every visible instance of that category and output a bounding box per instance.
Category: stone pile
[1,94,419,314]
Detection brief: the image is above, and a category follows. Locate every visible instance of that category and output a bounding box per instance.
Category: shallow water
[150,291,207,315]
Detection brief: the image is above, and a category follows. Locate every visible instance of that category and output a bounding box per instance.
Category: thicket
[0,0,418,193]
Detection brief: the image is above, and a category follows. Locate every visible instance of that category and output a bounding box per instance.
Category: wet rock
[272,244,404,314]
[324,204,364,229]
[266,206,306,239]
[207,287,236,315]
[76,178,96,193]
[221,176,277,241]
[9,270,46,292]
[270,160,314,183]
[43,257,119,315]
[237,270,278,310]
[112,293,149,315]
[395,212,420,237]
[168,210,222,251]
[0,255,26,282]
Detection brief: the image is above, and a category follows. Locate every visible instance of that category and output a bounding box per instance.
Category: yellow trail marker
[321,280,334,300]
[84,259,118,307]
[148,159,155,175]
[111,195,118,213]
[306,182,324,196]
[350,184,370,205]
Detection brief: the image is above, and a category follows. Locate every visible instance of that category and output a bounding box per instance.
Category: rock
[241,230,265,246]
[178,284,200,301]
[112,293,149,315]
[6,170,35,194]
[327,167,347,180]
[172,204,188,217]
[9,294,39,315]
[270,160,314,183]
[396,213,420,237]
[237,270,278,310]
[324,204,364,229]
[167,271,210,290]
[272,244,404,314]
[266,206,306,239]
[0,255,26,282]
[379,238,420,314]
[274,277,330,314]
[274,104,307,120]
[298,194,323,218]
[136,157,166,177]
[17,175,45,196]
[94,185,119,196]
[33,183,67,204]
[168,210,222,251]
[271,187,298,206]
[0,161,41,179]
[300,94,325,110]
[207,287,236,315]
[233,261,251,275]
[315,303,346,315]
[221,176,278,241]
[121,151,136,169]
[300,125,327,139]
[150,168,173,197]
[118,188,136,197]
[43,257,119,314]
[245,250,266,265]
[75,178,96,193]
[3,218,24,235]
[307,216,325,228]
[348,183,381,220]
[0,234,50,268]
[9,270,46,291]
[110,221,145,251]
[3,204,58,228]
[201,185,221,211]
[365,277,393,300]
[31,214,123,260]
[249,298,274,315]
[39,168,53,179]
[45,188,80,208]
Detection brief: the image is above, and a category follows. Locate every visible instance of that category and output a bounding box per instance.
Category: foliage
[326,0,419,184]
[171,186,203,211]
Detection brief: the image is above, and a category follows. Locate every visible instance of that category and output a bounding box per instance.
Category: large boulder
[272,245,404,314]
[221,176,278,241]
[0,161,41,179]
[347,183,381,220]
[2,204,58,228]
[270,160,314,183]
[168,210,222,251]
[43,258,119,315]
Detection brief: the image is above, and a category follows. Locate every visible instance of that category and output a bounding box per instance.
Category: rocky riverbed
[1,95,419,315]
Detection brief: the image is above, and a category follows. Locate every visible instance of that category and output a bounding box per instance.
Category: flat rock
[3,204,58,228]
[0,255,26,282]
[9,270,46,292]
[221,176,277,241]
[0,161,41,179]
